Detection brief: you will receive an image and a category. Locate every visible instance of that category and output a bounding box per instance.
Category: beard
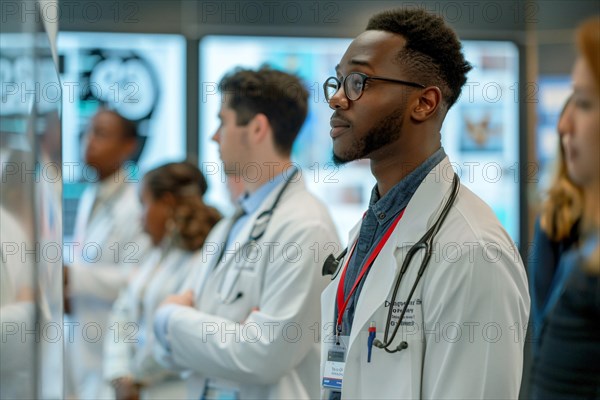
[332,108,404,166]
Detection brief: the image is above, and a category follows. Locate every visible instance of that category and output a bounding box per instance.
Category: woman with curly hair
[104,162,221,400]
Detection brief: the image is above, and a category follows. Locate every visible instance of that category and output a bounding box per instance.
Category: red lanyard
[336,209,405,335]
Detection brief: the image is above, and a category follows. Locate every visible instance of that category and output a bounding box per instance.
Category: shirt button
[378,212,386,219]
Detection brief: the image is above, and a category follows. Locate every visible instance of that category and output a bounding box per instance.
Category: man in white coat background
[64,109,151,399]
[320,8,530,400]
[153,66,340,399]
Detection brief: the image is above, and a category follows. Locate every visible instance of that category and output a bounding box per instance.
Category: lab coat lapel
[206,215,253,301]
[73,184,97,242]
[348,157,455,349]
[210,177,306,297]
[217,177,302,267]
[347,226,401,348]
[394,157,455,246]
[321,219,362,328]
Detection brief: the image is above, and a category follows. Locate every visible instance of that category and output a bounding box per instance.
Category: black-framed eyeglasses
[323,72,425,102]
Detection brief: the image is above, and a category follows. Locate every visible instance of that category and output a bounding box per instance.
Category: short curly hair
[219,66,309,155]
[366,8,472,109]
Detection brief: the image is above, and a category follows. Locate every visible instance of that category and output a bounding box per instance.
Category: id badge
[201,380,240,400]
[322,335,349,390]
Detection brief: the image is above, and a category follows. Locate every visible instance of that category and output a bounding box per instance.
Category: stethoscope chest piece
[322,247,348,279]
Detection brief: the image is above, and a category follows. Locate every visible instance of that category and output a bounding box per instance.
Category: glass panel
[1,1,63,398]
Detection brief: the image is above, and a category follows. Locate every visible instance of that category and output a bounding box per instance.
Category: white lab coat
[155,176,340,399]
[65,169,151,400]
[320,157,530,400]
[104,245,199,399]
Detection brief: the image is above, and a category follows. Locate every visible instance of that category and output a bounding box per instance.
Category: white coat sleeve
[68,232,152,302]
[152,328,186,372]
[165,221,336,386]
[103,289,135,381]
[420,241,530,400]
[67,262,129,302]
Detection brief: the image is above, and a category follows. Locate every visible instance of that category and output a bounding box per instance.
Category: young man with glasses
[319,8,529,399]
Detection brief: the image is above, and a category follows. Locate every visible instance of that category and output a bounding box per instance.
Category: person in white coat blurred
[104,161,221,400]
[319,9,529,400]
[64,109,152,400]
[153,66,340,400]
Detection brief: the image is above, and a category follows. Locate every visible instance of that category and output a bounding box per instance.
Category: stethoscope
[216,167,300,304]
[323,173,460,353]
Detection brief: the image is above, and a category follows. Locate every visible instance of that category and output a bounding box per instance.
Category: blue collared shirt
[153,170,293,351]
[338,148,446,336]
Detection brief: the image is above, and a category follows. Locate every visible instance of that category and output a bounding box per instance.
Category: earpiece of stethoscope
[373,338,408,352]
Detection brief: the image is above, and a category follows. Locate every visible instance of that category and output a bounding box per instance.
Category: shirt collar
[237,171,290,216]
[369,147,446,226]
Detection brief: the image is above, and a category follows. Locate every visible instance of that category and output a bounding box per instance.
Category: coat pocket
[354,328,423,399]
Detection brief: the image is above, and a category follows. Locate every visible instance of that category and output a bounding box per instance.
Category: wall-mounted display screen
[1,30,63,400]
[200,36,520,242]
[57,32,186,236]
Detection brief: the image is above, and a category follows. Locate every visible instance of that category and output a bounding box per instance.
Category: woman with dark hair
[104,162,221,400]
[531,16,600,399]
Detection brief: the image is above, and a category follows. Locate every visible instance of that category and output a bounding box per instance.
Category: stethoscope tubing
[375,173,460,353]
[217,167,300,303]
